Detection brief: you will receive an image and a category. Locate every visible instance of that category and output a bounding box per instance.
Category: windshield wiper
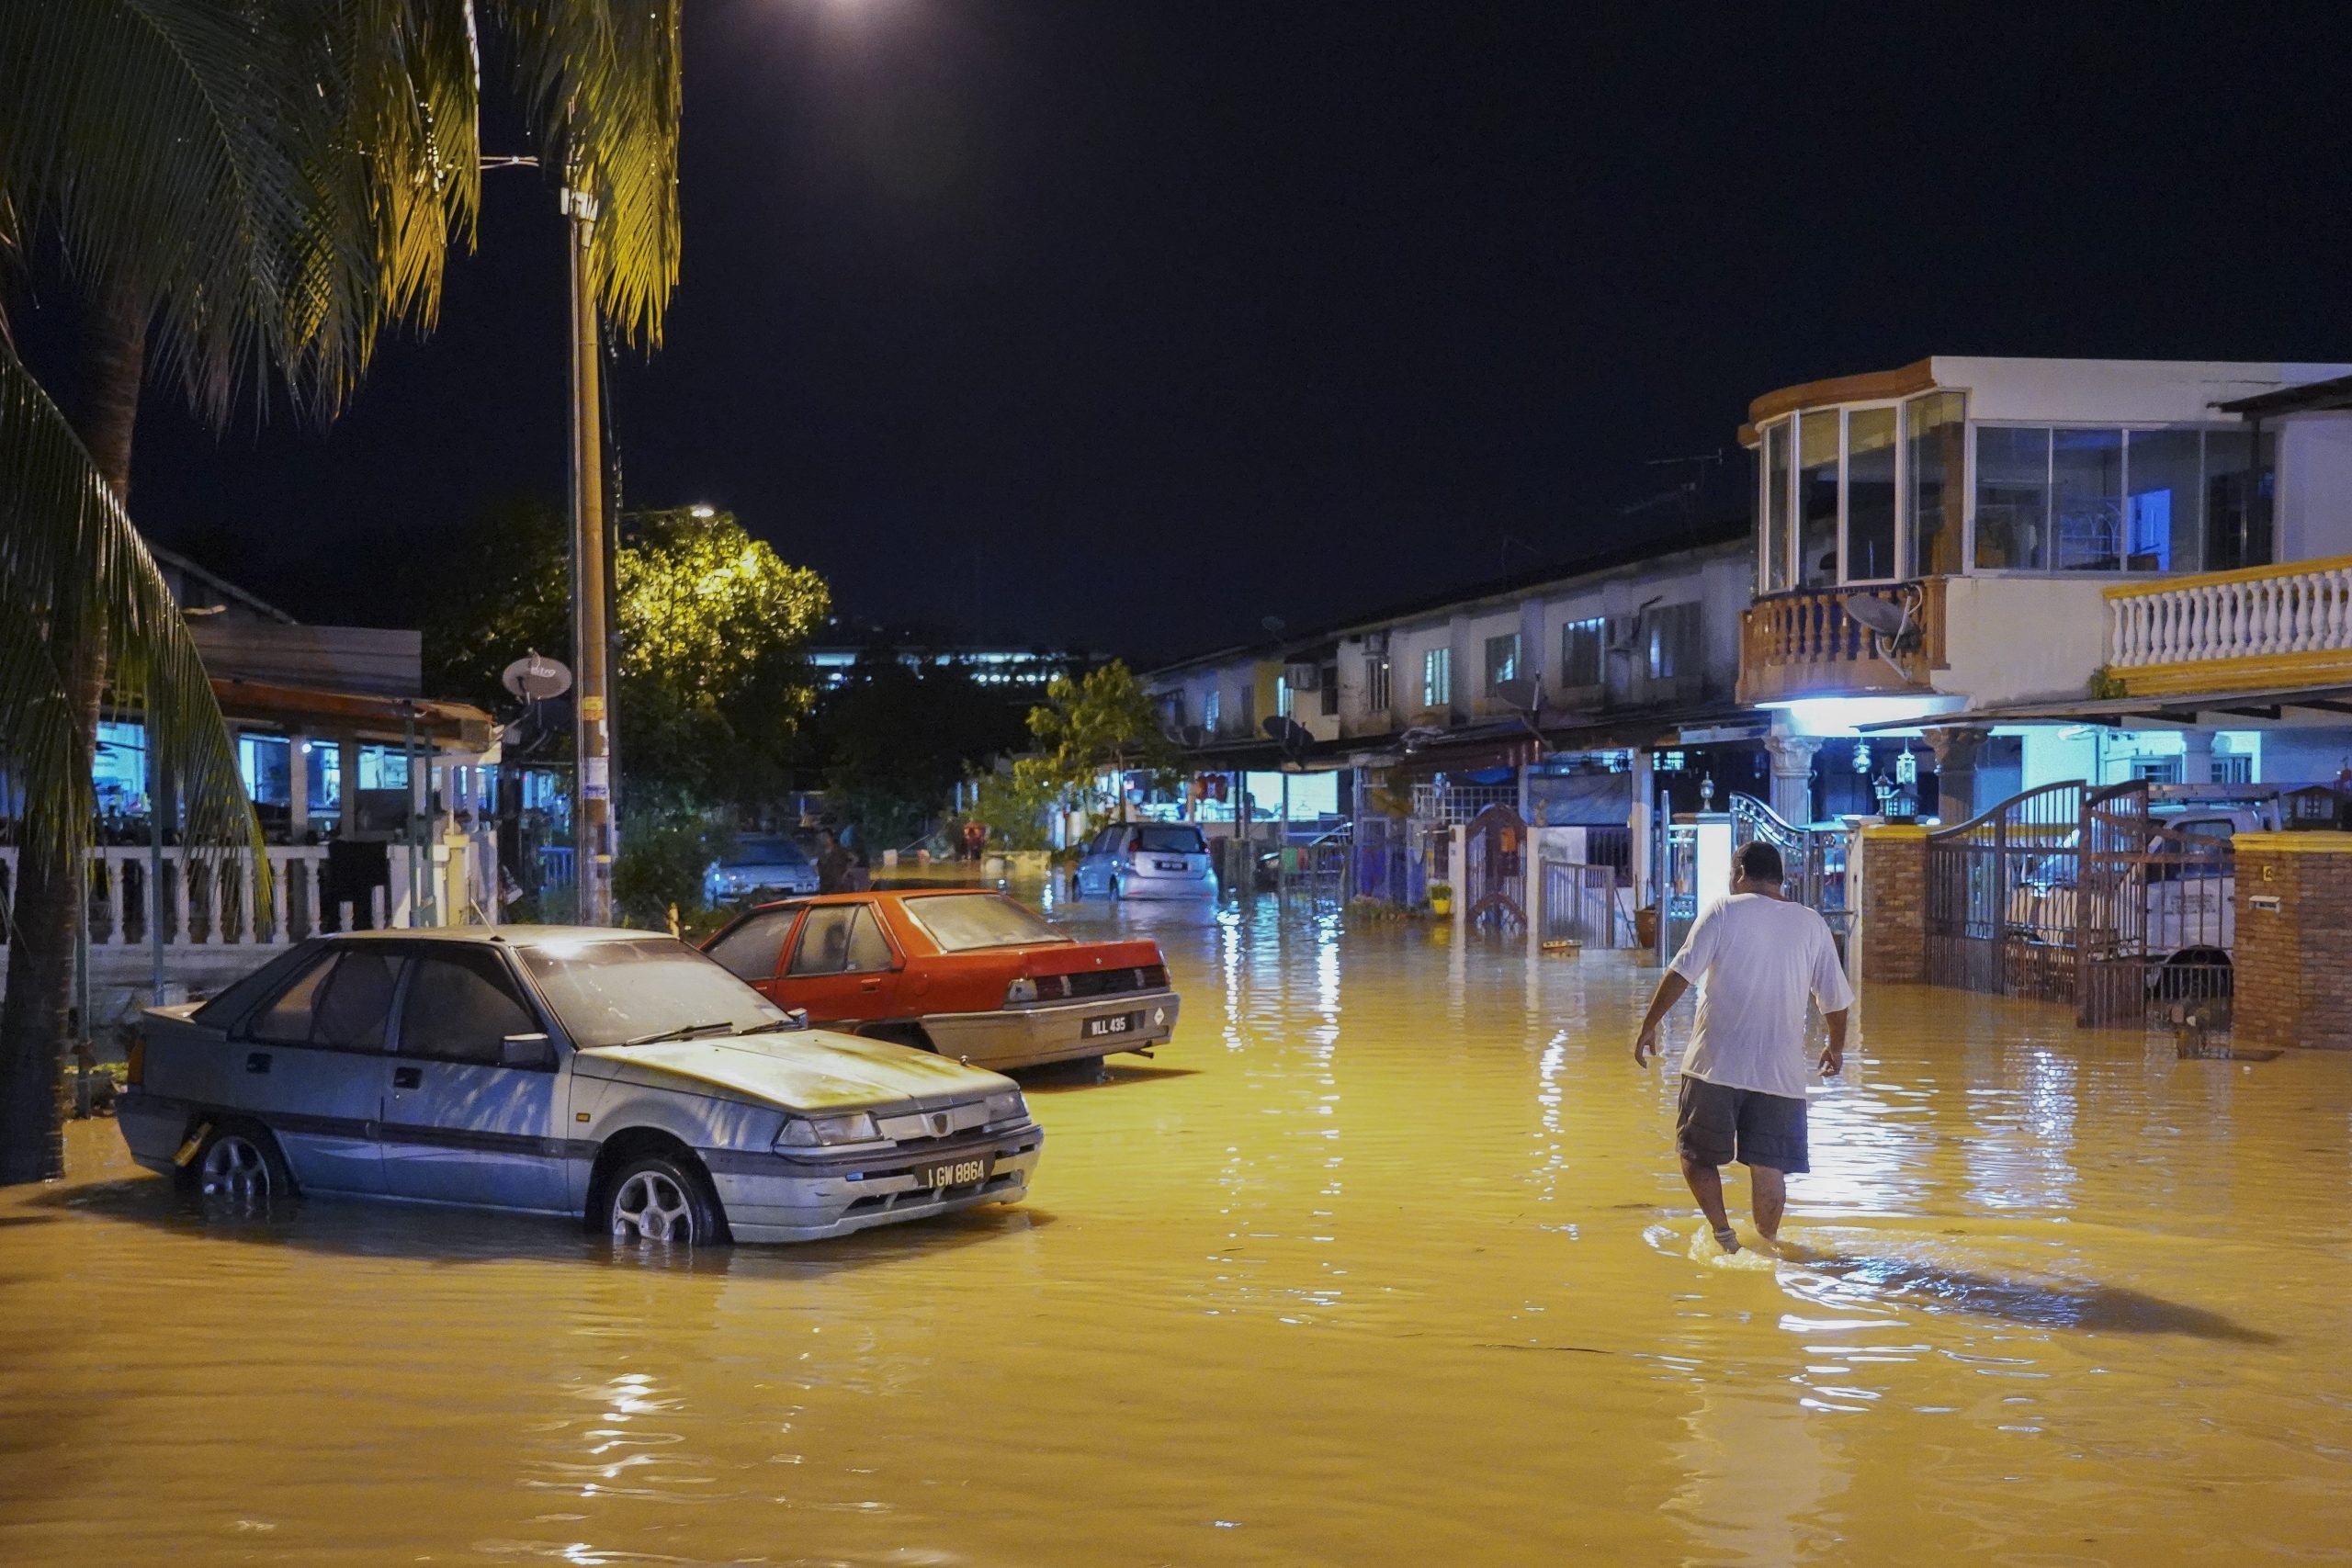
[620,1021,740,1046]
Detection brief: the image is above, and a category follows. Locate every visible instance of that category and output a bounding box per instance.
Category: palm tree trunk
[0,292,142,1185]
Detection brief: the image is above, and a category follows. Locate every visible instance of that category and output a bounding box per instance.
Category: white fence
[2109,558,2352,669]
[0,845,431,961]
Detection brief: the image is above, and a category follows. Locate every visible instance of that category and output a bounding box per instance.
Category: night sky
[96,2,2352,660]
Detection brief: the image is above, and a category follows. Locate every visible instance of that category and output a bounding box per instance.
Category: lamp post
[563,183,615,925]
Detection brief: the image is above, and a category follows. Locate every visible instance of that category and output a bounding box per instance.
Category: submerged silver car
[117,927,1044,1245]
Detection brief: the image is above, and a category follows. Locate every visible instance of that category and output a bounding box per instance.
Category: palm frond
[0,333,259,873]
[489,0,683,347]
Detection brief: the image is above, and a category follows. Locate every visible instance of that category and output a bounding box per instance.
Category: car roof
[322,924,670,947]
[745,887,1001,911]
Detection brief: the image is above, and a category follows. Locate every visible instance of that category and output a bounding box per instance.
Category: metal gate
[1463,803,1527,931]
[1730,793,1850,942]
[1924,779,2219,1025]
[1539,860,1618,947]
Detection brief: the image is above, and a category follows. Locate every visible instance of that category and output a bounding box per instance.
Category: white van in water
[2007,808,2260,987]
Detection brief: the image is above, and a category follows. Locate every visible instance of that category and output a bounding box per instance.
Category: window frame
[706,904,807,983]
[1482,631,1520,695]
[1558,616,1605,691]
[1422,646,1452,709]
[388,944,552,1068]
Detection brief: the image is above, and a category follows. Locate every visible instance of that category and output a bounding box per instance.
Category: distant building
[804,628,1089,694]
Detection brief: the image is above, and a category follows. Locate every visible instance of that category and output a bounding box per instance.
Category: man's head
[1732,840,1784,891]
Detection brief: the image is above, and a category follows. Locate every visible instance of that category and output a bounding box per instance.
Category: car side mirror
[785,1008,811,1031]
[501,1032,556,1068]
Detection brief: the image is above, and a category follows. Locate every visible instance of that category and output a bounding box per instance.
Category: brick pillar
[1858,823,1929,985]
[2234,831,2352,1052]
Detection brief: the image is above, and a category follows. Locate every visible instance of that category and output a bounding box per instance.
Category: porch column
[288,729,310,840]
[1925,726,1988,826]
[337,736,362,837]
[1764,734,1820,826]
[2180,729,2216,785]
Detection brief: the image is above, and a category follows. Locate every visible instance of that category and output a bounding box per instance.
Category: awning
[209,678,497,746]
[1860,683,2352,731]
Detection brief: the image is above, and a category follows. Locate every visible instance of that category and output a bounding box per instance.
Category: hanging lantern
[1895,743,1918,787]
[1852,737,1871,774]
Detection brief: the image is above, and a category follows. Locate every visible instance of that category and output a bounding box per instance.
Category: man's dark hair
[1735,840,1784,885]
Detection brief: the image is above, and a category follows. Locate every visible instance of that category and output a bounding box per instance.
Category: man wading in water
[1632,840,1853,1254]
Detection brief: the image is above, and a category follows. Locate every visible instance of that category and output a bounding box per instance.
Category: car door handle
[392,1066,422,1089]
[860,978,883,992]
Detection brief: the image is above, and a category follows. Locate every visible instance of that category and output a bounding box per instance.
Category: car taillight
[1138,964,1169,989]
[126,1032,145,1088]
[1035,974,1069,1000]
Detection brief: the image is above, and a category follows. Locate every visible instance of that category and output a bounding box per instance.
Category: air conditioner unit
[1284,661,1320,690]
[1605,615,1640,655]
[1363,629,1390,656]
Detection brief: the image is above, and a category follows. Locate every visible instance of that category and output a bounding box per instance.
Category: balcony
[2104,555,2352,696]
[1737,580,1946,705]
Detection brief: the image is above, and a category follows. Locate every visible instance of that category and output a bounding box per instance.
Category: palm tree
[0,0,683,1183]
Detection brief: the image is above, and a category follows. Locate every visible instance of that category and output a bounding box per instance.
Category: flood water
[6,892,2352,1565]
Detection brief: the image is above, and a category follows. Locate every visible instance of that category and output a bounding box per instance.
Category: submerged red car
[702,889,1181,1072]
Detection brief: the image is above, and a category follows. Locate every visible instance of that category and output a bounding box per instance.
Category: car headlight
[774,1111,881,1149]
[983,1089,1026,1125]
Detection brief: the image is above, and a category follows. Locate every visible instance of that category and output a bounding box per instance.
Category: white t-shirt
[1668,893,1856,1100]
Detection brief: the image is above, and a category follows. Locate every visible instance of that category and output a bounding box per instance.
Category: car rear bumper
[920,992,1180,1069]
[1117,865,1216,897]
[704,1123,1045,1243]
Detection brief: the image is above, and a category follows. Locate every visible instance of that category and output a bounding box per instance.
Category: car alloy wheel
[605,1154,725,1246]
[200,1134,274,1199]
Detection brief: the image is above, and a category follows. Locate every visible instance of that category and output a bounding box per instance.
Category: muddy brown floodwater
[6,894,2352,1566]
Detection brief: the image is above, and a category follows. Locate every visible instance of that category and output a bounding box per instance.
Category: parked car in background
[705,889,1182,1070]
[706,833,820,904]
[1073,821,1216,897]
[117,927,1043,1246]
[2006,808,2260,991]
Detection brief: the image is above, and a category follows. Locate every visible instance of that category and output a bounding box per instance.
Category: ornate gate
[1463,803,1527,931]
[1730,793,1850,942]
[1924,779,2175,1024]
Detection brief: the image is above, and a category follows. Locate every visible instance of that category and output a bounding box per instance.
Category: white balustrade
[0,845,334,954]
[2108,559,2352,670]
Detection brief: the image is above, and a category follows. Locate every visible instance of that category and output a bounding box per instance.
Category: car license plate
[914,1155,990,1189]
[1083,1010,1141,1040]
[1154,859,1186,871]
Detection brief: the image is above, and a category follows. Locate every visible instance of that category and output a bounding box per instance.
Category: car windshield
[517,937,790,1048]
[1135,825,1206,854]
[725,835,809,867]
[902,893,1072,952]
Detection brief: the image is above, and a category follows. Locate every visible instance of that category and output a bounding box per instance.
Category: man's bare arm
[1819,1008,1849,1076]
[1633,971,1690,1066]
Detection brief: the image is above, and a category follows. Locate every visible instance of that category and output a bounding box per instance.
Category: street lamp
[562,181,616,925]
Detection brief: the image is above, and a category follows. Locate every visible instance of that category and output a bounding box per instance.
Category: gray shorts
[1677,1075,1809,1174]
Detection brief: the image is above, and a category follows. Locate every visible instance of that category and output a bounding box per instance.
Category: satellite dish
[1494,677,1542,713]
[1261,615,1286,637]
[1843,590,1921,675]
[502,653,572,702]
[1261,716,1313,759]
[1398,724,1445,753]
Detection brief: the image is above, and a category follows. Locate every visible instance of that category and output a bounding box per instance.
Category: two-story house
[1736,356,2352,819]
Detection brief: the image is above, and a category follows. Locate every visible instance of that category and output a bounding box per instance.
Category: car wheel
[181,1119,292,1201]
[605,1153,728,1246]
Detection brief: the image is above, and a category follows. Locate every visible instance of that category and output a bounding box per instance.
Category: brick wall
[2235,832,2352,1052]
[1858,824,1928,985]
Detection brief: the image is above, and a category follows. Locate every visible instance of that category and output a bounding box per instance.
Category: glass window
[2205,427,2278,571]
[238,735,291,808]
[518,937,787,1048]
[1762,423,1792,592]
[1845,408,1899,581]
[1202,689,1220,734]
[1797,411,1839,588]
[1363,656,1391,713]
[1483,632,1519,694]
[1422,646,1452,708]
[1975,426,2050,570]
[197,940,325,1032]
[1275,675,1291,719]
[707,908,799,981]
[1319,663,1339,716]
[247,952,336,1043]
[400,951,536,1064]
[95,721,149,818]
[1905,392,1966,575]
[902,893,1073,952]
[2125,427,2202,572]
[1560,617,1604,688]
[842,908,895,973]
[2051,428,2126,570]
[1644,603,1702,681]
[786,906,858,976]
[1136,825,1207,854]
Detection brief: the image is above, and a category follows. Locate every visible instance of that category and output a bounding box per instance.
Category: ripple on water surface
[5,890,2349,1565]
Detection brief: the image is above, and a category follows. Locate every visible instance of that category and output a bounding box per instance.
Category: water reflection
[5,897,2348,1564]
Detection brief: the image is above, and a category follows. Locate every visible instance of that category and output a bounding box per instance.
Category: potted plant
[1427,881,1453,916]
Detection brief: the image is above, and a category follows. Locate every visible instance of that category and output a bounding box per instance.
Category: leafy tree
[1025,660,1180,820]
[0,1,683,1183]
[610,790,735,931]
[817,654,1031,851]
[965,760,1061,852]
[424,503,830,809]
